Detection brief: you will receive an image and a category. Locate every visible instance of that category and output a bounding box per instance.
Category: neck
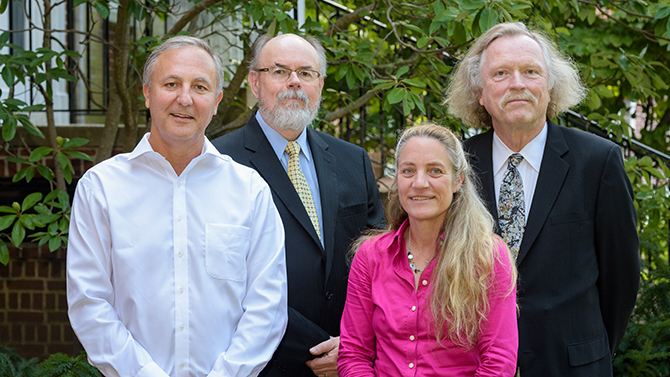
[493,119,545,152]
[148,135,203,176]
[407,218,442,252]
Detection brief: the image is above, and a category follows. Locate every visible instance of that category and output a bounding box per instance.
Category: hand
[305,336,340,377]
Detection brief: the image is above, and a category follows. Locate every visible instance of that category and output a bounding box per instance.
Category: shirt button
[178,251,184,257]
[411,306,416,311]
[179,324,185,331]
[422,280,428,286]
[177,216,182,222]
[410,335,415,341]
[409,363,414,369]
[179,287,184,293]
[179,362,185,368]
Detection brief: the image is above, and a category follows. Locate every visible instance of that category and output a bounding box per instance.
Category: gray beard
[259,89,320,132]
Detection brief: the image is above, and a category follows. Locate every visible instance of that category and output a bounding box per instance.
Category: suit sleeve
[594,144,640,354]
[362,150,386,230]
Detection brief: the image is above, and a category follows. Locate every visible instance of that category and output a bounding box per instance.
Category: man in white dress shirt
[66,36,288,377]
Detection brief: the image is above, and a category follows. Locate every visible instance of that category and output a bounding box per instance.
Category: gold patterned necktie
[285,141,321,240]
[498,153,525,259]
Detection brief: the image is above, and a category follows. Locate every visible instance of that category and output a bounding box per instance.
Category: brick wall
[0,243,84,360]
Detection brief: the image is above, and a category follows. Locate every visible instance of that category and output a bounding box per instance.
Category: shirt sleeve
[207,176,288,377]
[338,243,377,377]
[66,177,169,377]
[475,240,518,377]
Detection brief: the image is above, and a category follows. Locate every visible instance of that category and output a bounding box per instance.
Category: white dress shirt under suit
[67,134,288,377]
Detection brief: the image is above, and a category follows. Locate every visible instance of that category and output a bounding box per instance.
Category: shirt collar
[127,133,222,162]
[492,121,547,176]
[256,111,311,162]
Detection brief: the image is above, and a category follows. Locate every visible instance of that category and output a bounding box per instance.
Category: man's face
[144,46,222,153]
[479,35,550,132]
[249,35,324,132]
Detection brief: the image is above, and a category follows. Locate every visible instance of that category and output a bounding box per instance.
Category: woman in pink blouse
[338,124,518,377]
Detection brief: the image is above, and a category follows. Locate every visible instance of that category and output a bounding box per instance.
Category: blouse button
[411,305,416,311]
[422,280,428,286]
[409,363,414,369]
[410,335,415,341]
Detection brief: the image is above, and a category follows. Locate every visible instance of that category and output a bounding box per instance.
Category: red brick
[11,261,22,277]
[8,311,42,322]
[20,293,30,309]
[51,260,65,278]
[46,311,68,322]
[8,293,18,309]
[38,261,49,277]
[11,344,45,360]
[0,325,9,342]
[25,261,35,277]
[63,326,76,342]
[37,324,48,342]
[58,294,68,310]
[25,324,36,341]
[51,324,61,341]
[0,293,5,309]
[7,279,43,290]
[0,265,9,277]
[33,293,43,310]
[11,324,21,341]
[22,246,39,259]
[47,280,66,291]
[45,293,55,309]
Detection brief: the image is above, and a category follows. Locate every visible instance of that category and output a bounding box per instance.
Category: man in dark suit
[444,22,640,376]
[213,33,384,377]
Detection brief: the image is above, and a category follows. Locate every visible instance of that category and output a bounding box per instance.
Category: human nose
[177,87,193,106]
[413,171,429,188]
[286,70,302,89]
[509,71,526,90]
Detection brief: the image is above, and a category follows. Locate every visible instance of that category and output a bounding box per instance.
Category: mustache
[499,90,538,110]
[277,89,309,104]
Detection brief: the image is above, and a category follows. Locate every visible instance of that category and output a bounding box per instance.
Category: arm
[338,247,376,377]
[595,145,640,354]
[208,180,288,377]
[475,241,518,377]
[66,179,169,377]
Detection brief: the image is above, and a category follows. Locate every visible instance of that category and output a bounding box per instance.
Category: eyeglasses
[255,67,321,82]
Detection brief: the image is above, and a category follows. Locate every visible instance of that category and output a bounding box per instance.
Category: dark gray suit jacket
[212,113,385,377]
[464,120,640,377]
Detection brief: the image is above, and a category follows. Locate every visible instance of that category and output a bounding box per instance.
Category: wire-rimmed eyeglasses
[255,67,321,82]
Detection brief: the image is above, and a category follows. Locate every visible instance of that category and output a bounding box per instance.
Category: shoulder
[309,128,367,155]
[211,126,246,151]
[554,124,617,153]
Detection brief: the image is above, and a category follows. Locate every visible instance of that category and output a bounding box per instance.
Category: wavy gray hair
[143,36,224,95]
[444,22,586,128]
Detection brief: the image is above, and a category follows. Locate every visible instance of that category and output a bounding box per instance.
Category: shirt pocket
[205,223,250,281]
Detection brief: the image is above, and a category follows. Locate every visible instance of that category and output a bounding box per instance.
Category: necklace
[407,231,432,274]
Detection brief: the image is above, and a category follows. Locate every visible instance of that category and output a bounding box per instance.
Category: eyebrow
[273,62,314,70]
[163,75,212,84]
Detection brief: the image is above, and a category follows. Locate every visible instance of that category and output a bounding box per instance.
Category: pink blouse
[338,220,518,377]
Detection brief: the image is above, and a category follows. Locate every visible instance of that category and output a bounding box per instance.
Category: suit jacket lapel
[468,129,499,225]
[517,120,570,264]
[308,129,336,283]
[244,118,323,249]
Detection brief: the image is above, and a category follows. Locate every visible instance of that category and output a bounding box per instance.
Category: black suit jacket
[212,113,385,377]
[464,120,640,377]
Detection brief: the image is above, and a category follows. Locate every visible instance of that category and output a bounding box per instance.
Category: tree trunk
[42,0,66,191]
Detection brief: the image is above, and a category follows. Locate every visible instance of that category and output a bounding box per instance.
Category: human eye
[271,68,287,77]
[299,70,316,81]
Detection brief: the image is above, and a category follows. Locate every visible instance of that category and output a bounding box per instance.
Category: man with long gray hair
[445,22,639,377]
[213,33,384,377]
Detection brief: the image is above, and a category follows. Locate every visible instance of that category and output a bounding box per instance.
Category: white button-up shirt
[67,134,287,377]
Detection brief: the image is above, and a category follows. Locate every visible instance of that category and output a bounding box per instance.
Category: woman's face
[397,137,463,226]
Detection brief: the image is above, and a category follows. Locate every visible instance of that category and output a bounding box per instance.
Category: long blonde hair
[358,123,516,348]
